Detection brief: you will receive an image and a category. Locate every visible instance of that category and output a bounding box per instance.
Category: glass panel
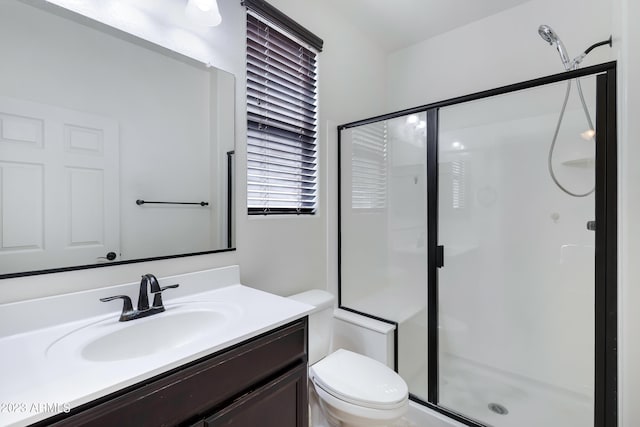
[340,113,428,392]
[437,75,597,426]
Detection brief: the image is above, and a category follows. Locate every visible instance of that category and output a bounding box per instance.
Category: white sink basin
[46,301,242,363]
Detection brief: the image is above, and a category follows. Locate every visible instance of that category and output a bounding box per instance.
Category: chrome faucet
[100,274,179,322]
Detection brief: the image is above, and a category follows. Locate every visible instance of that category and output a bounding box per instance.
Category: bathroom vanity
[0,267,312,427]
[38,318,308,427]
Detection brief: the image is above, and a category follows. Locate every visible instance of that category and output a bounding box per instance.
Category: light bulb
[185,0,222,27]
[406,115,418,125]
[193,0,212,12]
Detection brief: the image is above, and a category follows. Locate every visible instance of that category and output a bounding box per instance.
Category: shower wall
[386,0,613,111]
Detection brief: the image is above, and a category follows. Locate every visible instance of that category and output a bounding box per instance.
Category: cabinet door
[205,363,308,427]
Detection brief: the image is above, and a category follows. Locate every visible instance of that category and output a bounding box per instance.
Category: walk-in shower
[338,60,617,427]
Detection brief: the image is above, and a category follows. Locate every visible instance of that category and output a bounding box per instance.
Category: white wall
[437,106,596,394]
[387,0,613,110]
[236,0,388,296]
[616,0,640,424]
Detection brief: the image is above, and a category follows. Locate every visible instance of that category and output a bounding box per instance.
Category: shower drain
[488,403,509,415]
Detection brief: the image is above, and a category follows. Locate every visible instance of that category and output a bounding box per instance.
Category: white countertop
[0,266,312,427]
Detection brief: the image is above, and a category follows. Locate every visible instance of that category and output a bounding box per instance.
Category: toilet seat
[310,349,408,410]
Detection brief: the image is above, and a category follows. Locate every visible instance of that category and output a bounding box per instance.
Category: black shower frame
[337,61,617,427]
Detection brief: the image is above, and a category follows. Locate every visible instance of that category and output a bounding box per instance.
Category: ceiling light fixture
[185,0,222,27]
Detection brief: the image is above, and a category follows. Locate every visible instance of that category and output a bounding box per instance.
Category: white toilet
[289,290,409,427]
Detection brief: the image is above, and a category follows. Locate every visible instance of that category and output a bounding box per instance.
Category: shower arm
[585,35,613,55]
[570,35,613,69]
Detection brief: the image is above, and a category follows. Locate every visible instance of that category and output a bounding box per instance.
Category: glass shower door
[435,76,597,427]
[339,112,428,394]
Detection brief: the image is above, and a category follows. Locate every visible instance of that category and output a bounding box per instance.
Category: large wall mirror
[0,0,236,278]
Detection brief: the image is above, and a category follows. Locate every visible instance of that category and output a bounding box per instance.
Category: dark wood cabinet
[205,363,307,427]
[36,317,308,427]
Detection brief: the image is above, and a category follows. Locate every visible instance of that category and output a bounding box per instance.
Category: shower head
[538,24,558,44]
[538,25,571,70]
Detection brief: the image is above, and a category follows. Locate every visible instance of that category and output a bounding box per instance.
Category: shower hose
[547,76,596,198]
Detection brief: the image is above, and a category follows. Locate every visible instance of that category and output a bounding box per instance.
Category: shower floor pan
[407,357,591,427]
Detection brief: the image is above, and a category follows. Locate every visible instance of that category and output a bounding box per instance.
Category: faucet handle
[100,295,135,321]
[152,284,180,309]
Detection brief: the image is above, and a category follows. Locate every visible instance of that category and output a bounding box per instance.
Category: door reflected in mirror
[0,1,235,277]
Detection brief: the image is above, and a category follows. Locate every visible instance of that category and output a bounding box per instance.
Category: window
[244,1,322,215]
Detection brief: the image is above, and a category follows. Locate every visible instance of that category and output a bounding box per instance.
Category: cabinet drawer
[43,318,307,427]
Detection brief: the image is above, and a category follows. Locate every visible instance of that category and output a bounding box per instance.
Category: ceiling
[323,0,532,52]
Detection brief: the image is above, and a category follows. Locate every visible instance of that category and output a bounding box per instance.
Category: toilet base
[310,386,340,427]
[310,382,410,427]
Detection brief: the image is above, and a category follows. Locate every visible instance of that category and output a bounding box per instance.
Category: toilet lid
[310,349,408,410]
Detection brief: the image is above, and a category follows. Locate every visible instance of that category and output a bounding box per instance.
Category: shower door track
[337,61,618,427]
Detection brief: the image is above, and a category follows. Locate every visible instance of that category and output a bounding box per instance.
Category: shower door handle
[436,245,444,268]
[587,221,596,231]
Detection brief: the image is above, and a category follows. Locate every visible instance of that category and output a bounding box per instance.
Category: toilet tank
[288,289,334,364]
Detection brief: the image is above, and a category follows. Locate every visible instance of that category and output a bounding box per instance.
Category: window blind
[451,159,466,210]
[441,160,467,215]
[246,13,319,215]
[351,122,388,210]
